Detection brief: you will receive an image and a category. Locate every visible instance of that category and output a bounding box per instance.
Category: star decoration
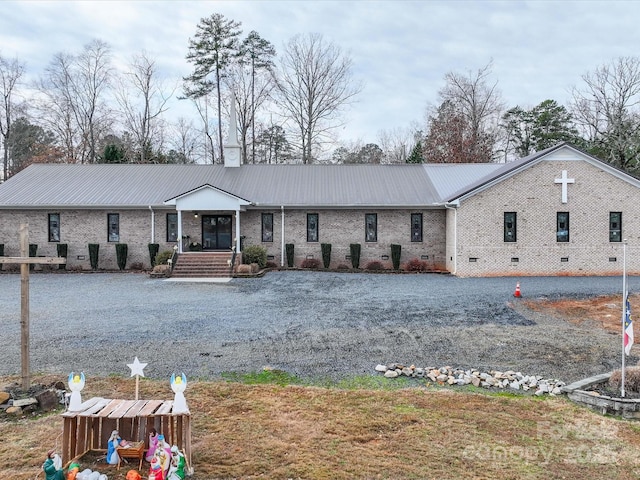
[127,357,147,377]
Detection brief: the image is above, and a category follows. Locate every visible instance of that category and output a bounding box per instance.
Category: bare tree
[74,40,113,163]
[36,40,113,164]
[238,31,276,163]
[571,56,640,172]
[435,61,504,162]
[184,13,242,163]
[115,51,174,163]
[0,54,26,179]
[377,126,417,163]
[169,117,199,164]
[226,60,274,163]
[190,96,218,164]
[35,53,80,163]
[273,33,362,163]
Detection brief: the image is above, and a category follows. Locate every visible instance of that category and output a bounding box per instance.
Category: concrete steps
[171,252,234,278]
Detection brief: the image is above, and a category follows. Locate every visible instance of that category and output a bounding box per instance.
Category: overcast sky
[2,0,640,146]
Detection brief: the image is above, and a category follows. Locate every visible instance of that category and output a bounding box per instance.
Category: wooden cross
[0,224,66,389]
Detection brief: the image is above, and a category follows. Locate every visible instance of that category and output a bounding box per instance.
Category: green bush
[243,245,267,268]
[391,244,402,270]
[155,250,173,266]
[115,243,128,270]
[148,243,159,268]
[321,243,332,269]
[285,243,295,267]
[349,243,361,269]
[88,243,99,271]
[29,244,37,270]
[57,243,68,270]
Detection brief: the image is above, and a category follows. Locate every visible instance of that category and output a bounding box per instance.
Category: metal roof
[0,162,507,210]
[0,164,431,209]
[422,163,503,200]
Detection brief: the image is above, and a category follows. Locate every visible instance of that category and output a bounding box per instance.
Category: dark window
[307,213,318,242]
[504,212,517,242]
[48,213,60,242]
[411,213,423,242]
[365,213,377,242]
[167,213,178,242]
[262,213,274,242]
[108,213,120,242]
[556,212,569,242]
[610,212,622,242]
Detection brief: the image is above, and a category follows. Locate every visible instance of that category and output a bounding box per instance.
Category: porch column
[177,210,183,253]
[235,208,241,253]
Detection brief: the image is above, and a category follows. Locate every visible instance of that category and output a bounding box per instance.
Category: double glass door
[202,215,232,250]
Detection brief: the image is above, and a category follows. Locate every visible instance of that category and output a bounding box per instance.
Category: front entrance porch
[164,184,252,254]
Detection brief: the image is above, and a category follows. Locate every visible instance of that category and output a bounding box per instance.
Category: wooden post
[20,224,29,390]
[0,223,66,390]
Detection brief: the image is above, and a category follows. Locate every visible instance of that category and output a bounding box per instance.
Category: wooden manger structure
[61,397,192,470]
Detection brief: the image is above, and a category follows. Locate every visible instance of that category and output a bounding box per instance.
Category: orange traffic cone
[514,282,522,298]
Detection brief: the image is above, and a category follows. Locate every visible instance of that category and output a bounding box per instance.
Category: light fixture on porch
[194,211,199,219]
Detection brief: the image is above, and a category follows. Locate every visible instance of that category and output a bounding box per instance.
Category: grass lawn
[3,294,640,479]
[3,372,640,480]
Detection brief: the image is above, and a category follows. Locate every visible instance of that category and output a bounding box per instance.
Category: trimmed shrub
[349,243,361,269]
[130,262,144,270]
[243,245,267,269]
[148,243,159,268]
[321,243,332,269]
[88,243,99,271]
[155,250,173,266]
[365,260,384,271]
[115,243,128,270]
[610,367,640,394]
[301,258,321,269]
[405,258,428,272]
[285,243,295,267]
[391,244,402,270]
[336,263,350,270]
[29,244,37,270]
[56,243,68,270]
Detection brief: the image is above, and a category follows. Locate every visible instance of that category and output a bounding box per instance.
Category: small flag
[625,294,634,356]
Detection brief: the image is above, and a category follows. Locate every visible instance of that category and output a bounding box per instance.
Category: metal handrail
[169,246,178,273]
[230,245,237,274]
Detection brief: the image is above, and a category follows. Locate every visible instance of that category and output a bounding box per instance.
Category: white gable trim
[163,184,251,210]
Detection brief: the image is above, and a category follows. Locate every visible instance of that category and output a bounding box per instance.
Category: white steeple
[224,92,242,167]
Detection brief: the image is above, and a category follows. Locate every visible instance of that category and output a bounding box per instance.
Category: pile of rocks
[375,364,565,396]
[0,381,67,416]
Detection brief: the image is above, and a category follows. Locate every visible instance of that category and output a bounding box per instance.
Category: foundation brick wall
[453,159,640,277]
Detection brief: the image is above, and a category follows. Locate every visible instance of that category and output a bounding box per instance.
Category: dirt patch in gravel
[523,293,635,335]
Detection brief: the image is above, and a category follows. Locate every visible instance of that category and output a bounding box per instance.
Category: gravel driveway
[0,271,635,384]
